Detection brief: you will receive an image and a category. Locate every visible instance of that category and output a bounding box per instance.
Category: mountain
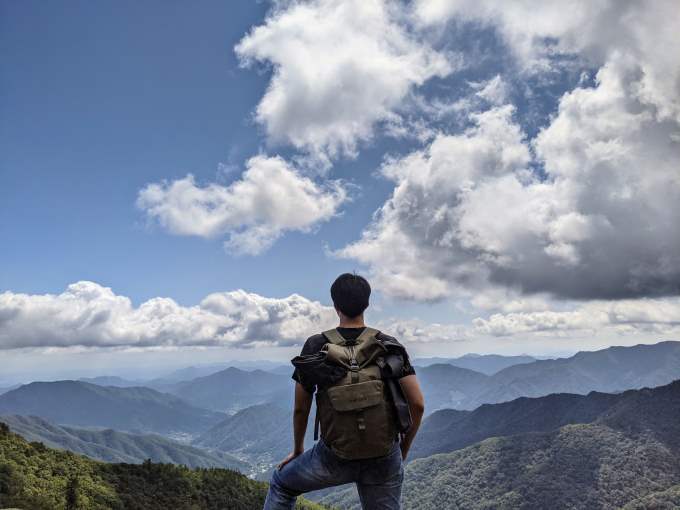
[149,360,288,387]
[465,340,680,408]
[266,364,296,375]
[321,380,680,509]
[0,414,248,471]
[0,421,325,510]
[194,403,314,476]
[421,340,680,411]
[0,384,21,396]
[168,367,292,413]
[147,364,233,387]
[414,354,537,375]
[0,381,224,436]
[416,364,489,411]
[79,376,144,388]
[410,390,623,459]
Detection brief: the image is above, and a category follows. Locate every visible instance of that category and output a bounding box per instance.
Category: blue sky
[1,0,430,306]
[1,0,678,382]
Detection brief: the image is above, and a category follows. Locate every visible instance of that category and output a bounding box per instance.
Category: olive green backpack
[313,326,399,460]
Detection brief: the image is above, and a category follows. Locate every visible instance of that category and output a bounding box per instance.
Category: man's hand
[398,375,425,461]
[277,450,303,470]
[399,433,410,460]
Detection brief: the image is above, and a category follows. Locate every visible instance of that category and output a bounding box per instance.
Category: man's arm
[277,382,313,469]
[398,374,425,460]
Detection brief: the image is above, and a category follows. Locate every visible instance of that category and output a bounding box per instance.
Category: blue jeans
[263,438,404,509]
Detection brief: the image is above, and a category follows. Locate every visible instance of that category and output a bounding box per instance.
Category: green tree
[65,476,80,510]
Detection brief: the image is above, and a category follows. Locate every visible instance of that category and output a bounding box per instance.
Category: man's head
[330,272,371,319]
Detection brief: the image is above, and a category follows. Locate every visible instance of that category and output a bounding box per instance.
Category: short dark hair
[330,273,371,318]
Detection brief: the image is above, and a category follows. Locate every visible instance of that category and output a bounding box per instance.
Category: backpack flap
[323,343,351,368]
[326,380,384,412]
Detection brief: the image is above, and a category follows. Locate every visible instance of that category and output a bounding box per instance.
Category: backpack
[313,326,399,460]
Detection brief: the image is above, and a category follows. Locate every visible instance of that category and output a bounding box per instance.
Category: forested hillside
[0,414,247,471]
[410,388,620,459]
[0,421,324,510]
[194,403,314,475]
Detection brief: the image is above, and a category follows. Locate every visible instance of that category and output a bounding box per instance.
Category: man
[264,273,425,510]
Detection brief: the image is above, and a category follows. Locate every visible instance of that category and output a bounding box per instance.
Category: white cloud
[372,295,680,346]
[473,298,680,337]
[473,75,508,105]
[235,0,452,167]
[137,155,347,255]
[0,281,337,350]
[377,318,471,344]
[414,0,680,121]
[336,1,680,303]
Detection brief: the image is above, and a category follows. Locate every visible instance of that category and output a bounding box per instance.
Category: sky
[1,0,679,383]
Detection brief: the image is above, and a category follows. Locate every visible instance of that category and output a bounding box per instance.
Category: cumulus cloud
[473,297,680,337]
[137,155,347,255]
[0,281,338,350]
[235,0,452,167]
[336,0,680,302]
[377,318,471,344]
[371,295,680,345]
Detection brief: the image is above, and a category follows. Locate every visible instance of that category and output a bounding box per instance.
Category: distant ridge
[414,340,680,411]
[414,353,537,375]
[416,364,490,411]
[467,340,680,407]
[0,380,224,436]
[167,367,292,413]
[78,376,143,388]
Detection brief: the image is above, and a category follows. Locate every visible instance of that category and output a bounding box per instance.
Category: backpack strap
[322,328,346,345]
[356,326,380,344]
[322,326,380,345]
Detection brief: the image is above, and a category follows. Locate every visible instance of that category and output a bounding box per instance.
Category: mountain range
[413,353,538,375]
[0,381,224,436]
[164,367,293,413]
[418,340,680,411]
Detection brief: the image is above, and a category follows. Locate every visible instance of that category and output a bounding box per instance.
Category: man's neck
[338,316,365,328]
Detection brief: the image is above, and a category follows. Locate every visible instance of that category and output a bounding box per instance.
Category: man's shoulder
[375,330,405,348]
[301,333,328,354]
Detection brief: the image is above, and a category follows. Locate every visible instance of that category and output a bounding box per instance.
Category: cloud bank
[0,281,337,350]
[1,282,677,351]
[137,155,347,255]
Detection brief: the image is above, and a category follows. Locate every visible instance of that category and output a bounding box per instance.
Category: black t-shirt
[291,326,416,394]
